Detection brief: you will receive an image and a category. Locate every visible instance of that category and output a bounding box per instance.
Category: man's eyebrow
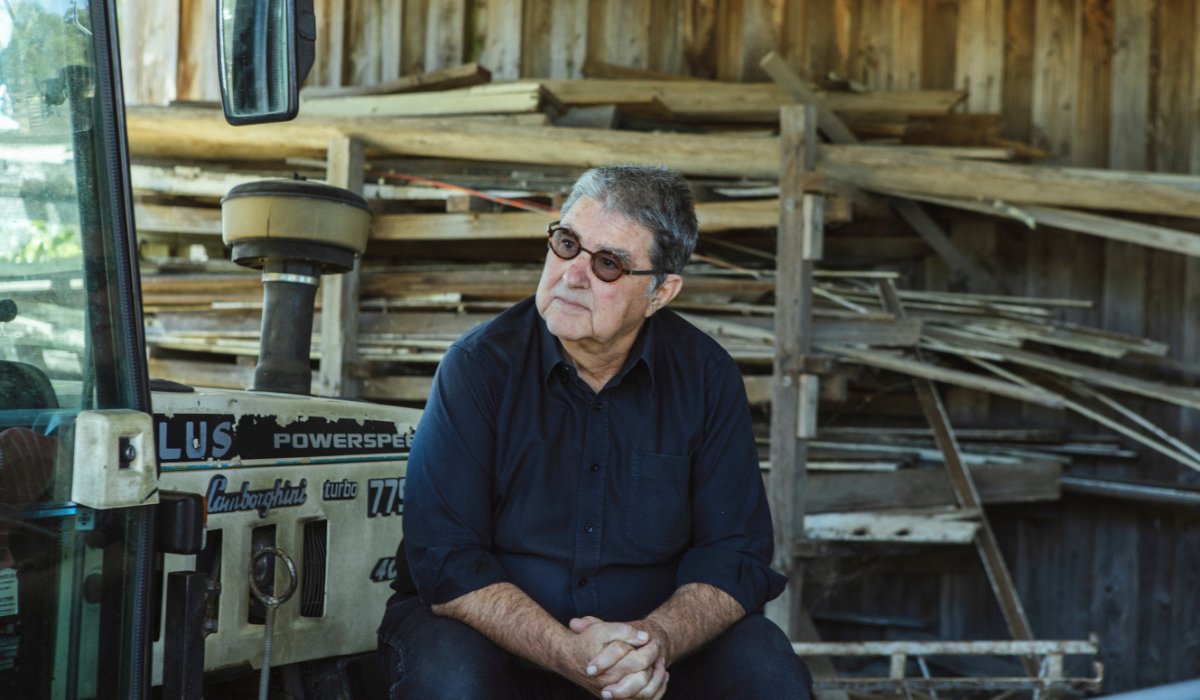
[597,246,634,265]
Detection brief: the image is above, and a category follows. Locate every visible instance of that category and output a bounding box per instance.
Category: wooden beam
[300,82,563,119]
[371,199,801,241]
[890,198,1004,294]
[540,80,968,122]
[806,461,1062,513]
[126,106,782,178]
[318,137,365,398]
[759,52,858,145]
[880,190,1200,259]
[299,63,492,99]
[819,148,1200,219]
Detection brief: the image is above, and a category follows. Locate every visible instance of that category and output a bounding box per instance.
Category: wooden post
[318,137,365,398]
[765,105,817,638]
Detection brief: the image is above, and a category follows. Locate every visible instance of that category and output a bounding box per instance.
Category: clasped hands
[558,615,671,700]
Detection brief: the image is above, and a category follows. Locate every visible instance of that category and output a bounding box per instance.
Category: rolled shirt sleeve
[674,353,787,613]
[403,344,509,605]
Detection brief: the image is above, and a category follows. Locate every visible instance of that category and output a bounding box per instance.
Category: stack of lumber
[128,64,1200,516]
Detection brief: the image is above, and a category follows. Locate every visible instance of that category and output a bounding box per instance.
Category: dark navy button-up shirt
[403,296,786,625]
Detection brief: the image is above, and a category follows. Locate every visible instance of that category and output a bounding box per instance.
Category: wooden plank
[890,198,1004,294]
[928,333,1200,412]
[921,0,959,90]
[125,106,783,177]
[1154,0,1196,175]
[713,0,745,82]
[381,0,401,82]
[134,203,220,235]
[177,0,220,102]
[1109,0,1152,171]
[760,51,859,145]
[476,0,523,81]
[118,0,179,105]
[1002,0,1037,142]
[313,0,345,87]
[299,82,558,118]
[854,0,895,91]
[1031,0,1082,162]
[370,199,788,240]
[1076,0,1115,168]
[402,0,430,75]
[425,0,468,72]
[882,191,1200,258]
[765,105,816,640]
[878,282,1039,676]
[893,0,924,90]
[346,0,382,87]
[539,80,969,121]
[318,137,365,398]
[590,0,650,69]
[682,0,721,79]
[805,511,982,544]
[819,344,1064,407]
[521,0,555,78]
[807,461,1062,513]
[816,147,1200,218]
[647,0,688,76]
[955,0,1006,113]
[300,63,492,99]
[548,0,589,79]
[740,0,786,82]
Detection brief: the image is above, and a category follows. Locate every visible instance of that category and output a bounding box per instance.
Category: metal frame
[793,639,1104,694]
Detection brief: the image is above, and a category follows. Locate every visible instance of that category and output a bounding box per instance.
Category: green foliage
[0,2,91,93]
[10,220,81,263]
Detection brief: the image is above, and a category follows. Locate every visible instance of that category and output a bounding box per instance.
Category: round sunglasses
[546,221,664,283]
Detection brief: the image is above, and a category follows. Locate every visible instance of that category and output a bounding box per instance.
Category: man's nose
[564,255,591,287]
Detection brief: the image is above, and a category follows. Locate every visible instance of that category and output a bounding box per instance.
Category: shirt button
[577,577,587,587]
[594,401,603,411]
[590,463,600,472]
[585,523,594,533]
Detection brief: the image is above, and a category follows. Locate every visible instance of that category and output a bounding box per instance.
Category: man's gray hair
[560,165,698,291]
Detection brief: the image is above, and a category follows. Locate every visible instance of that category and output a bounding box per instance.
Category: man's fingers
[651,671,669,700]
[600,667,653,699]
[586,641,634,677]
[635,659,668,699]
[586,621,650,648]
[596,639,658,683]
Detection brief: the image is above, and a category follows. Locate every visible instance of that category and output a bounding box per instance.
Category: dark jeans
[376,593,813,700]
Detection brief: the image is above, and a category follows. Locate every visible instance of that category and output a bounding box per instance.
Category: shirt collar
[538,311,658,389]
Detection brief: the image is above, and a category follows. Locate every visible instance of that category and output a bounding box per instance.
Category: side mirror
[217,0,316,125]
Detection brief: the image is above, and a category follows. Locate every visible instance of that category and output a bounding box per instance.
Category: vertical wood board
[956,0,1006,112]
[1031,0,1082,163]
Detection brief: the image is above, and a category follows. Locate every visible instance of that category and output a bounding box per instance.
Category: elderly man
[379,165,812,699]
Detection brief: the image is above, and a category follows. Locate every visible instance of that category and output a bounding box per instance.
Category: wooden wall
[118,0,1200,691]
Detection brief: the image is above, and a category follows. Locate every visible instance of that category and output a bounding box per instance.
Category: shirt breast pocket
[625,450,692,556]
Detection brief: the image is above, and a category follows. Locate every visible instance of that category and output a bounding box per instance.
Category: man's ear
[646,274,683,316]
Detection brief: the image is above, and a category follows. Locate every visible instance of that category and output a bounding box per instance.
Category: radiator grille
[300,520,327,617]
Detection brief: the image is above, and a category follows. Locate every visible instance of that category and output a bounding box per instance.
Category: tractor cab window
[0,2,149,698]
